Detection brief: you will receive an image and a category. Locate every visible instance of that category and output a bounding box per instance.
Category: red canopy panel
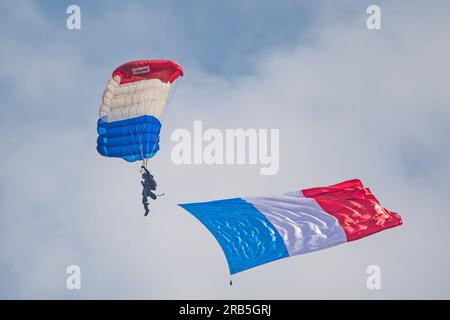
[112,59,184,84]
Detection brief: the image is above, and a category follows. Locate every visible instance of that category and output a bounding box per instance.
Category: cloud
[0,0,449,298]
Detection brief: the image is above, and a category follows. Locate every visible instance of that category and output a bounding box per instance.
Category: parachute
[180,179,403,275]
[97,60,183,164]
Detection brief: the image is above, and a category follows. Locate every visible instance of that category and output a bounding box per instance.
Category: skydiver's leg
[143,186,155,200]
[148,190,157,200]
[142,197,150,216]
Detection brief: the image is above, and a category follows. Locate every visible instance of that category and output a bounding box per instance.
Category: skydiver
[141,165,157,216]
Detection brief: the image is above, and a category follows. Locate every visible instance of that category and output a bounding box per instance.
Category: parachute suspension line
[142,158,149,168]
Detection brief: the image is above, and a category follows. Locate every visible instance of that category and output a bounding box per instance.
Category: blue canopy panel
[97,115,162,162]
[180,198,289,274]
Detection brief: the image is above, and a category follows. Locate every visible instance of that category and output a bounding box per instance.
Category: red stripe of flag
[302,179,403,241]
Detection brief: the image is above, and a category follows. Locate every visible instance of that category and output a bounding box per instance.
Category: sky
[0,0,449,299]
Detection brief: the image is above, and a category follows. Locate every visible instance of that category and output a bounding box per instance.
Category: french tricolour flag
[180,179,403,274]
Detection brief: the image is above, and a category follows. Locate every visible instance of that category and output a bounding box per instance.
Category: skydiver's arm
[141,166,150,174]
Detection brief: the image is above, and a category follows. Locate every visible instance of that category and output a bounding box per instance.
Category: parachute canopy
[97,60,183,162]
[180,179,403,275]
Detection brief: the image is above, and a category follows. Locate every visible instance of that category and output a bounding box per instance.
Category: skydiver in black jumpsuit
[141,166,157,216]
